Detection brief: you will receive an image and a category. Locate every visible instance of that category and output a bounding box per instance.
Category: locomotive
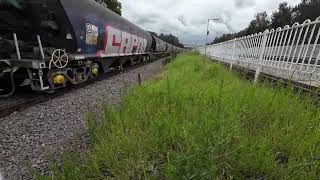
[0,0,183,96]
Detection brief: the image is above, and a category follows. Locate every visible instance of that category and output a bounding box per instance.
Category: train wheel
[119,65,124,73]
[0,69,15,97]
[142,56,147,64]
[130,57,134,66]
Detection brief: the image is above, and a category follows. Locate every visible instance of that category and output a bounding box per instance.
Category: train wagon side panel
[153,36,167,52]
[59,0,152,59]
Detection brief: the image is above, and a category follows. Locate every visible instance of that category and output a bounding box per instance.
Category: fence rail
[198,17,320,87]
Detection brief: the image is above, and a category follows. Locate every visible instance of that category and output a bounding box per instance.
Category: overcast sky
[119,0,301,45]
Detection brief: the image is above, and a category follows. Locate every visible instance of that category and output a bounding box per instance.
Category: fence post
[138,73,141,86]
[254,30,268,83]
[230,39,236,71]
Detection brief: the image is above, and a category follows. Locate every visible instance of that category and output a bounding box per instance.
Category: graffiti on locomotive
[86,24,148,56]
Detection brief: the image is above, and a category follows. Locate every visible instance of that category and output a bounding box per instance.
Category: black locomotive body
[0,0,183,96]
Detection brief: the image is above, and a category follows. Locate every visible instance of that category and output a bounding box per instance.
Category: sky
[119,0,301,45]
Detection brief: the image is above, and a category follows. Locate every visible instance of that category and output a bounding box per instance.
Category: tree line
[149,31,185,48]
[211,0,320,44]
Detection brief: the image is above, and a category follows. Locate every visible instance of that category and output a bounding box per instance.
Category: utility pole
[204,18,220,57]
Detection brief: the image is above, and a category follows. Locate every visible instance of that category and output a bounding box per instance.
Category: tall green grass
[39,53,320,179]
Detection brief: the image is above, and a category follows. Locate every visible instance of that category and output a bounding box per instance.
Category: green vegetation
[38,53,320,179]
[95,0,122,16]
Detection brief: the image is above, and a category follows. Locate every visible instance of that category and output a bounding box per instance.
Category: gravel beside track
[0,58,167,180]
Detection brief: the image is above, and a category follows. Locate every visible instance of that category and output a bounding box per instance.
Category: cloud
[178,15,187,26]
[234,0,255,8]
[135,16,157,25]
[120,0,301,45]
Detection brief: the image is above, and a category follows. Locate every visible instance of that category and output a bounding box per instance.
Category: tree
[212,33,235,44]
[293,0,320,23]
[148,31,158,37]
[148,31,184,48]
[246,12,270,35]
[270,2,293,29]
[96,0,122,16]
[158,33,184,48]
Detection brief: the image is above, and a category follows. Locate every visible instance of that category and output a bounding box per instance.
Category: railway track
[0,57,171,118]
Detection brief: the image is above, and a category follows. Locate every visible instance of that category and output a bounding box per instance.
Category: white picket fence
[198,17,320,87]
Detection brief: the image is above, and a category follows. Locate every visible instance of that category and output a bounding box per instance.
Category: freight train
[0,0,184,96]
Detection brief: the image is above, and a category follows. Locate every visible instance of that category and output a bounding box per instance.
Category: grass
[37,53,320,179]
